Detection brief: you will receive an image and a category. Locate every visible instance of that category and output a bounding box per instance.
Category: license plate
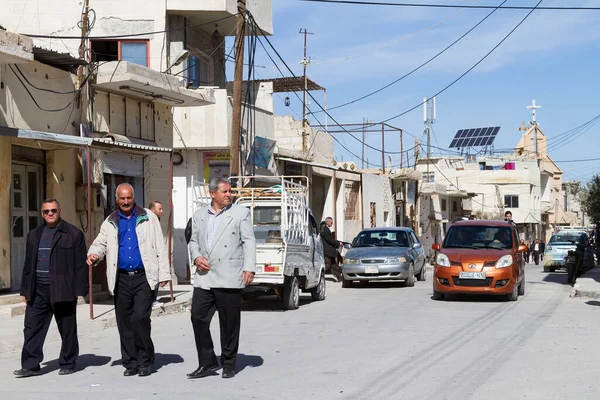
[365,265,379,274]
[459,272,486,280]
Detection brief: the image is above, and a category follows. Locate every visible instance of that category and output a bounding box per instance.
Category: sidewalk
[0,284,194,355]
[571,267,600,298]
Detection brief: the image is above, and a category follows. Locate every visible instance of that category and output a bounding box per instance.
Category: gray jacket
[189,204,256,289]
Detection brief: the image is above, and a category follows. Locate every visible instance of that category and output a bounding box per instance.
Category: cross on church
[517,121,527,135]
[527,100,541,123]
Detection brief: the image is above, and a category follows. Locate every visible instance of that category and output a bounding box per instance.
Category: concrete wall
[362,173,394,229]
[0,62,80,134]
[0,137,10,289]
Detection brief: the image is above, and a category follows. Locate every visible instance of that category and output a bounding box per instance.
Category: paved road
[1,263,600,400]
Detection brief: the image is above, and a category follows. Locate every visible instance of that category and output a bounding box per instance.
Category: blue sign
[247,136,277,169]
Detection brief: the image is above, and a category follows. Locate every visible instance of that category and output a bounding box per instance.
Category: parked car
[432,220,526,301]
[341,227,426,288]
[543,231,594,273]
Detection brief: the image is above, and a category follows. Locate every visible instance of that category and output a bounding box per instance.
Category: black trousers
[21,283,78,370]
[325,255,341,278]
[191,288,241,370]
[114,271,155,369]
[533,251,540,265]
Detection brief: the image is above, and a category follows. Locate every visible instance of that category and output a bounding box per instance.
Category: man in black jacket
[14,198,88,378]
[320,217,342,281]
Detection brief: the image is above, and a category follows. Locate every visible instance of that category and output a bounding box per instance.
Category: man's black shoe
[13,368,41,378]
[58,368,75,375]
[222,368,235,379]
[123,368,138,377]
[138,366,151,377]
[187,364,219,379]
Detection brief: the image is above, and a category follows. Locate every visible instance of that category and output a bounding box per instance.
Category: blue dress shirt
[118,207,144,271]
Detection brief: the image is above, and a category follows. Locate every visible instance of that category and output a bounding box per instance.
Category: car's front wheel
[405,263,415,287]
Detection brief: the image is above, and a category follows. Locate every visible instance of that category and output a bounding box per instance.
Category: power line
[555,157,600,163]
[249,12,408,156]
[249,14,379,165]
[299,0,600,11]
[370,0,544,126]
[312,0,481,67]
[20,14,237,39]
[317,0,508,113]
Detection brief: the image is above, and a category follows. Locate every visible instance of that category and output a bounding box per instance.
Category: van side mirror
[413,243,422,249]
[518,244,527,253]
[343,243,352,250]
[432,243,440,251]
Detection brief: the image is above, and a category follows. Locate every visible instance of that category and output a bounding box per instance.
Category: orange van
[432,220,526,301]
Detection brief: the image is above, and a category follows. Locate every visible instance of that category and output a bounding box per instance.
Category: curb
[98,298,192,329]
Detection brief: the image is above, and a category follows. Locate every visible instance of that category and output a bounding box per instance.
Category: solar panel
[449,126,501,148]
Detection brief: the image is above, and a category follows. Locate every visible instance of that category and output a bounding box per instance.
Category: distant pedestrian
[14,199,88,378]
[593,222,600,266]
[320,217,343,281]
[87,183,170,377]
[532,239,541,265]
[524,240,531,263]
[148,201,164,221]
[187,176,256,380]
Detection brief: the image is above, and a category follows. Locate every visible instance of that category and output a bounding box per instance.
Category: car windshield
[549,233,587,245]
[354,230,410,247]
[444,226,513,250]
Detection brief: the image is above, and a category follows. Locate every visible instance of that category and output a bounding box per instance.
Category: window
[354,230,410,247]
[504,195,519,208]
[441,198,447,211]
[452,200,458,212]
[422,172,435,183]
[90,40,149,67]
[187,52,214,88]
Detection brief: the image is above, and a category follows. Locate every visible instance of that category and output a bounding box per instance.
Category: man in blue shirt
[88,184,170,377]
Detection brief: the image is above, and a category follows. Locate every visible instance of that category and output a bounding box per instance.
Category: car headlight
[436,253,450,267]
[343,258,360,264]
[496,255,513,268]
[386,257,406,264]
[546,245,552,251]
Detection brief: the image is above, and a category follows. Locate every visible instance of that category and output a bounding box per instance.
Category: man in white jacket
[87,183,170,377]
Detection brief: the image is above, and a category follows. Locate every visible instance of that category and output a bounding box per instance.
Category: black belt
[118,269,145,276]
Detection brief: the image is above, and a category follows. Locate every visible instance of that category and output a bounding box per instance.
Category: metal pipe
[87,145,94,320]
[168,151,174,302]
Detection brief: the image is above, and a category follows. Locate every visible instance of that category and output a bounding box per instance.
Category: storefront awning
[0,127,172,153]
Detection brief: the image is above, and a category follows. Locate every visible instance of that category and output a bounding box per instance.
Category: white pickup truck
[230,176,326,310]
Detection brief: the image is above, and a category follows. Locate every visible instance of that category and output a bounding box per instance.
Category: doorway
[10,164,43,291]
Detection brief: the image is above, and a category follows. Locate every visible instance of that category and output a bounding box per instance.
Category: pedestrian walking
[87,183,170,377]
[320,217,343,281]
[532,239,541,266]
[187,176,256,380]
[14,199,88,378]
[525,240,531,263]
[593,222,600,266]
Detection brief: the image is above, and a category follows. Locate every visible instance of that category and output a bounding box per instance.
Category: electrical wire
[365,0,544,128]
[249,12,405,156]
[299,0,600,11]
[316,0,508,113]
[250,16,378,165]
[20,14,238,40]
[312,0,481,66]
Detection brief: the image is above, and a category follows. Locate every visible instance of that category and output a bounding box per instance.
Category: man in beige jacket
[87,183,170,377]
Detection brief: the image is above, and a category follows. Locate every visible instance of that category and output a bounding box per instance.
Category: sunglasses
[42,209,59,215]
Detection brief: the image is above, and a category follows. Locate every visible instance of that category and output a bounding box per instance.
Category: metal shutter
[103,153,144,177]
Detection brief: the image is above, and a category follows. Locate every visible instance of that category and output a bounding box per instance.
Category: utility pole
[77,0,90,108]
[423,97,436,177]
[400,129,403,169]
[300,28,313,154]
[361,117,365,169]
[381,123,385,174]
[230,0,247,177]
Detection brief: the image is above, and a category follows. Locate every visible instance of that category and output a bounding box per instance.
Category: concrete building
[0,27,209,292]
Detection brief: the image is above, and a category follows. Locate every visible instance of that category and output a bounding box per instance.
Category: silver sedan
[342,227,426,288]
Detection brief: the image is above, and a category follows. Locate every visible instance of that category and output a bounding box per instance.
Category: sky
[239,0,600,184]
